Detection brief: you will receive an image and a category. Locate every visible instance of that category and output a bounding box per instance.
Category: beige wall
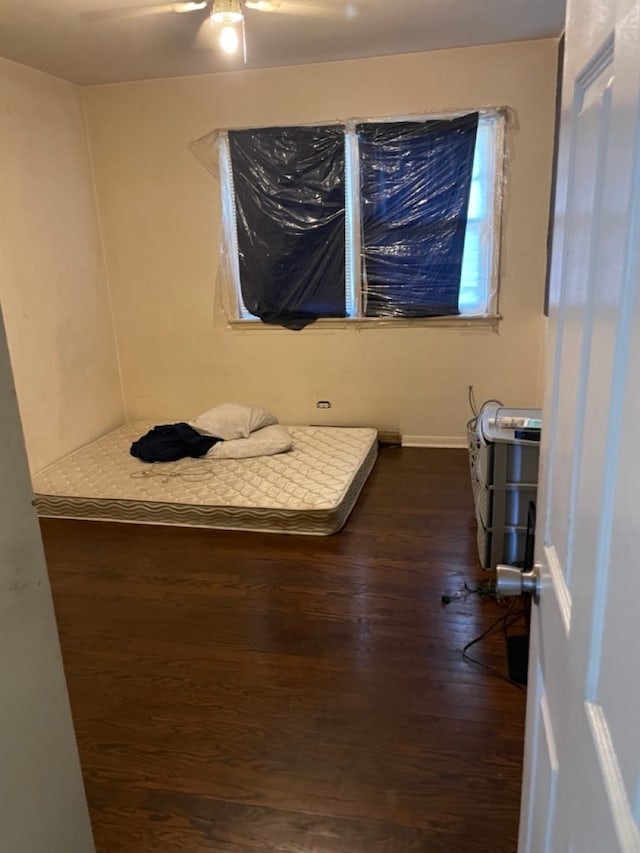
[84,39,558,442]
[0,58,124,472]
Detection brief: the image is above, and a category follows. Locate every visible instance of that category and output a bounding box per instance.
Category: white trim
[345,124,362,317]
[540,691,559,853]
[226,314,500,331]
[544,543,572,637]
[585,702,640,853]
[402,435,467,448]
[540,692,559,773]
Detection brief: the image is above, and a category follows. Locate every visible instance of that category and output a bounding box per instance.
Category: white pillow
[207,424,293,459]
[190,402,277,440]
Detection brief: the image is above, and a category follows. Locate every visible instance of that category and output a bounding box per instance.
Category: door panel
[545,52,613,587]
[520,0,640,850]
[0,308,94,852]
[522,637,559,853]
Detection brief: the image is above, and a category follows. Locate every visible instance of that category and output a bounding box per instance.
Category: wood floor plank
[42,447,526,852]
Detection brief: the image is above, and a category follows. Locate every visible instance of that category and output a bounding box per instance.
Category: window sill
[227,314,501,331]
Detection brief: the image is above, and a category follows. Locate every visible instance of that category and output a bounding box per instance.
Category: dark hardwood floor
[42,447,526,853]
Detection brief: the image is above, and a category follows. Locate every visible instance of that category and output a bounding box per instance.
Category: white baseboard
[402,435,468,448]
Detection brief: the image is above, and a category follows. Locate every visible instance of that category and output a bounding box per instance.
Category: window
[220,111,504,327]
[458,115,503,314]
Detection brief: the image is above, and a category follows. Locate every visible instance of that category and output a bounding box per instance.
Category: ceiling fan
[85,0,345,63]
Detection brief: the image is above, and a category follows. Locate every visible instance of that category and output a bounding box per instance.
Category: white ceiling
[0,0,565,86]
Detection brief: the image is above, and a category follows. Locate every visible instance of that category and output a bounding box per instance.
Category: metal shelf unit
[467,405,541,569]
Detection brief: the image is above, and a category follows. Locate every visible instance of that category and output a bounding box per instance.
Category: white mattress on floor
[33,423,378,535]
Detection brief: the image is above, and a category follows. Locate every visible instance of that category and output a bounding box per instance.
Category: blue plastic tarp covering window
[228,126,346,330]
[357,113,479,317]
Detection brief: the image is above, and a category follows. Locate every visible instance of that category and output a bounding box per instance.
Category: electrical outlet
[316,401,331,409]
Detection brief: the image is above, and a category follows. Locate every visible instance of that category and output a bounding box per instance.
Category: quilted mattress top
[32,423,378,513]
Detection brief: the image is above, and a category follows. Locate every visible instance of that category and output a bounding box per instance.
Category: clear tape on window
[189,108,510,329]
[190,128,245,324]
[478,108,509,322]
[189,128,222,180]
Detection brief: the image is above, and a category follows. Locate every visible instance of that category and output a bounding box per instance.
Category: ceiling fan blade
[81,1,207,22]
[171,2,209,11]
[243,0,342,18]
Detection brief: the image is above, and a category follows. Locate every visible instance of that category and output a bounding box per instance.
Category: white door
[0,309,94,852]
[517,0,640,849]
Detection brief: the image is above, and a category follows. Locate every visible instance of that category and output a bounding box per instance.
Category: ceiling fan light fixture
[219,23,240,52]
[211,0,244,25]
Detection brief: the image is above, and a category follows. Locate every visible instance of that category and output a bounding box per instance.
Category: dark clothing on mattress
[130,423,219,463]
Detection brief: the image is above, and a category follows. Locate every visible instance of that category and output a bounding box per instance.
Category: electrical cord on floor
[440,578,499,605]
[465,386,523,690]
[461,599,527,692]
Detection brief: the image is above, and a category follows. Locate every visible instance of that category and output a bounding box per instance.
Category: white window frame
[221,110,506,325]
